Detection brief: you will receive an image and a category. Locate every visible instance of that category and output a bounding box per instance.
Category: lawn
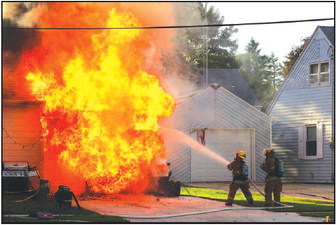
[2,193,129,223]
[181,185,335,220]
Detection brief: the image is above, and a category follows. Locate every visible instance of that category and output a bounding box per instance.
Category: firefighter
[226,150,254,206]
[260,148,283,206]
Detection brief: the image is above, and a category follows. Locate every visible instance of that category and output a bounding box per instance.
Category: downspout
[328,45,334,183]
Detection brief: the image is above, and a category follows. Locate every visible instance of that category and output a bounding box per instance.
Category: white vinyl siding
[269,27,333,183]
[164,86,271,183]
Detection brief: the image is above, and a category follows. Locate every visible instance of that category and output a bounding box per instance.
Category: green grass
[2,193,129,223]
[181,185,335,220]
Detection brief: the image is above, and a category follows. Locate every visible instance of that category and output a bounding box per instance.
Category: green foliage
[236,38,283,111]
[282,37,310,78]
[163,3,239,82]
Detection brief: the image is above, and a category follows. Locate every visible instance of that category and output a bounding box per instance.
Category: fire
[18,3,176,194]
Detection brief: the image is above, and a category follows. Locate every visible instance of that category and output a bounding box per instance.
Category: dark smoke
[3,3,42,100]
[3,19,41,54]
[13,3,32,19]
[3,2,42,65]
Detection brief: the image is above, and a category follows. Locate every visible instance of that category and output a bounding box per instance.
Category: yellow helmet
[264,148,274,155]
[236,150,246,159]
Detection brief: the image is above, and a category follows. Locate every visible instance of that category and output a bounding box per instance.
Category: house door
[191,129,254,182]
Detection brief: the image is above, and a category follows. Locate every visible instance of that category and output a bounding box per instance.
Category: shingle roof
[319,26,334,46]
[197,69,261,107]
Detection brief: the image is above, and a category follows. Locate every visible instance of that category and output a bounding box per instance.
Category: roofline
[217,85,271,120]
[207,69,262,106]
[267,26,324,114]
[318,26,335,47]
[179,84,271,120]
[175,88,207,105]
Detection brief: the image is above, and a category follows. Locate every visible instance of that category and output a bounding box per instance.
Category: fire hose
[13,192,38,203]
[119,179,293,220]
[13,183,50,203]
[3,189,36,194]
[247,177,293,208]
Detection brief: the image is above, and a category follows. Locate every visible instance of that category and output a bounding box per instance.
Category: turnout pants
[264,176,282,206]
[227,180,253,204]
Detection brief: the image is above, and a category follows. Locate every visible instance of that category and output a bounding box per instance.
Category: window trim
[309,61,330,86]
[298,123,324,160]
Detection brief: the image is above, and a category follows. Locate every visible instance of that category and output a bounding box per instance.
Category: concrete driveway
[79,194,325,223]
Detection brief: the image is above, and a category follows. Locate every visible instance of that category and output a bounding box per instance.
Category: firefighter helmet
[236,150,246,159]
[264,148,274,155]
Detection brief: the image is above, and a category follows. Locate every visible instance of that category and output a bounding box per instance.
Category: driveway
[79,194,325,223]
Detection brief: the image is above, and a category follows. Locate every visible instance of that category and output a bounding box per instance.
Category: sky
[210,2,334,62]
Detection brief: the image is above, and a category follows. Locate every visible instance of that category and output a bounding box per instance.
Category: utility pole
[205,2,209,86]
[203,2,209,86]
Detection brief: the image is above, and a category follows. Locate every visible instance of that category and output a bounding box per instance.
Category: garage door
[191,129,254,182]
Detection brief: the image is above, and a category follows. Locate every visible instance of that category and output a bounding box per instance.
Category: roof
[319,26,334,46]
[267,26,334,114]
[197,69,261,107]
[177,84,270,120]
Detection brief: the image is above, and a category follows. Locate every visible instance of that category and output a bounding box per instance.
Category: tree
[195,3,239,69]
[237,38,283,112]
[282,37,310,78]
[162,3,239,84]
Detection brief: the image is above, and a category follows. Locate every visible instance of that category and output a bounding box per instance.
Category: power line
[2,18,334,30]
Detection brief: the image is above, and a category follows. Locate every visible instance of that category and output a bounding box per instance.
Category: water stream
[159,127,230,165]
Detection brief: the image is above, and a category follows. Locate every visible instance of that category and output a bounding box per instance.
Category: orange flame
[18,3,176,194]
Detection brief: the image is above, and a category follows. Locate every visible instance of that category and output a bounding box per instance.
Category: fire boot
[225,197,233,206]
[247,197,254,205]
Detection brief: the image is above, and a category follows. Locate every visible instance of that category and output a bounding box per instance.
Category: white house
[267,26,334,183]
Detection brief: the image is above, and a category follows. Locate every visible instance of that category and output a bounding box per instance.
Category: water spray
[159,126,230,165]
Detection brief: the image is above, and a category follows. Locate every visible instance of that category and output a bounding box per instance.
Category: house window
[309,62,329,85]
[306,125,317,156]
[298,123,323,159]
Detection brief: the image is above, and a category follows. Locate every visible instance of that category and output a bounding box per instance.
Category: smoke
[3,2,44,53]
[155,2,205,99]
[3,3,45,100]
[3,2,45,26]
[3,19,41,54]
[117,2,175,74]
